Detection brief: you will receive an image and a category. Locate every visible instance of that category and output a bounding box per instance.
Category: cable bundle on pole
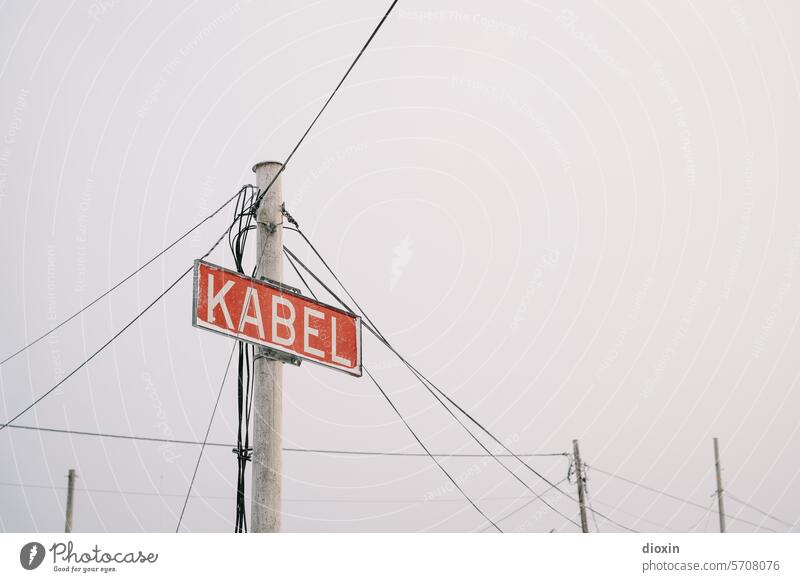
[228,186,259,533]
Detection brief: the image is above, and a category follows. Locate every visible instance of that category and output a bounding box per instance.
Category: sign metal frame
[192,259,362,377]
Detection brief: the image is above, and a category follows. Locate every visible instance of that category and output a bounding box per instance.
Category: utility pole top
[252,160,283,174]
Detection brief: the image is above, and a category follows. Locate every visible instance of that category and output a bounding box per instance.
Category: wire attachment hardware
[255,346,301,367]
[231,447,253,461]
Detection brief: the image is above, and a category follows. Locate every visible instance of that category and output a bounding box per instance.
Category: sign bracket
[255,347,302,367]
[259,276,302,297]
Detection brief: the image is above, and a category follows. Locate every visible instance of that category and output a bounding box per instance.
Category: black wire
[365,325,587,504]
[0,480,578,505]
[364,367,502,533]
[285,227,645,532]
[477,477,569,533]
[0,267,192,433]
[283,248,318,301]
[283,242,564,533]
[376,334,641,532]
[3,424,232,447]
[296,450,566,458]
[684,497,717,532]
[726,492,795,528]
[174,0,400,525]
[269,0,399,189]
[0,210,241,432]
[243,0,400,218]
[174,0,403,528]
[235,343,247,533]
[175,343,236,533]
[587,465,780,533]
[283,247,356,314]
[282,239,584,529]
[234,343,255,533]
[0,185,253,369]
[1,423,566,457]
[363,323,582,528]
[0,0,400,435]
[229,186,257,533]
[594,494,681,533]
[1,0,399,370]
[284,226,385,341]
[282,245,502,531]
[0,0,402,533]
[0,480,234,500]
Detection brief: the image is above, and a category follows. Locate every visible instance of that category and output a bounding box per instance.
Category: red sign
[192,260,361,376]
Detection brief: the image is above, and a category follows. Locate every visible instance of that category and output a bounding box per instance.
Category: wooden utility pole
[713,437,726,533]
[251,161,284,532]
[64,469,76,533]
[572,439,589,533]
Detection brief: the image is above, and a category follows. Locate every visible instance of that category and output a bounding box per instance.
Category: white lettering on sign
[272,295,296,346]
[331,316,352,367]
[304,308,325,358]
[239,287,265,339]
[194,261,361,376]
[207,274,234,328]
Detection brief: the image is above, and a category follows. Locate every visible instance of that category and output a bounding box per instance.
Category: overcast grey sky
[1,0,799,533]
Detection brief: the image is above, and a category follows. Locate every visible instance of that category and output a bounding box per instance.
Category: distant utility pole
[251,161,284,533]
[713,437,726,533]
[64,469,76,533]
[572,439,589,533]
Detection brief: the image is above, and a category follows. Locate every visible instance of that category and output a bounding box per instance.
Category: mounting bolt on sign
[192,259,362,376]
